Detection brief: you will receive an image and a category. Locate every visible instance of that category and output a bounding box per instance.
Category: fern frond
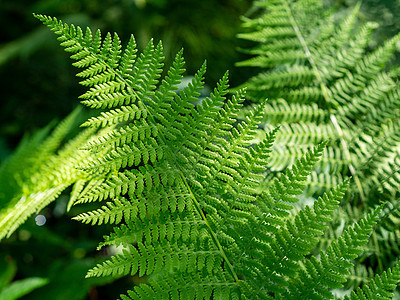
[237,0,400,290]
[37,9,400,299]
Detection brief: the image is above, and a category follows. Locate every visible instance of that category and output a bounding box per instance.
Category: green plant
[0,0,249,157]
[0,107,94,241]
[237,0,400,288]
[31,11,400,299]
[0,255,48,300]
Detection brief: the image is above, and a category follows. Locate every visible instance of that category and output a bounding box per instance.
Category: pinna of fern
[237,0,400,289]
[35,13,400,299]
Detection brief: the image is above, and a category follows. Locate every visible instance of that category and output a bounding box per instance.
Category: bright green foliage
[237,0,400,288]
[35,12,400,299]
[0,107,94,241]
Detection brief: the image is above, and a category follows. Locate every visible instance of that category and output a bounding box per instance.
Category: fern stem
[179,173,241,286]
[116,72,242,287]
[61,30,242,285]
[372,230,384,272]
[283,0,366,203]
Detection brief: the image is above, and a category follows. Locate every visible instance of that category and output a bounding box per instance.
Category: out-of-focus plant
[326,0,400,58]
[0,255,47,300]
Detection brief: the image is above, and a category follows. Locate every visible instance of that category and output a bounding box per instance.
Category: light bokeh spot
[35,215,46,226]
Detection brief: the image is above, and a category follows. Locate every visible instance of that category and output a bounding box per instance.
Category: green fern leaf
[36,10,400,299]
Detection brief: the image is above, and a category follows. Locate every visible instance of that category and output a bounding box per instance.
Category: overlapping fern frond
[35,13,400,299]
[0,107,94,240]
[237,0,400,288]
[238,0,400,198]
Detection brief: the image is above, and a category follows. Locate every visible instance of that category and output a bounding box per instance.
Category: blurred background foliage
[327,0,400,51]
[0,0,399,299]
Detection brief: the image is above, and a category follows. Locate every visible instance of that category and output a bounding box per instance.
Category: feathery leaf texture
[0,107,94,240]
[36,9,400,299]
[237,0,400,290]
[237,0,400,200]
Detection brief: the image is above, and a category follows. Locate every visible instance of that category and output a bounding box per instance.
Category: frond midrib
[282,0,365,201]
[58,28,241,288]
